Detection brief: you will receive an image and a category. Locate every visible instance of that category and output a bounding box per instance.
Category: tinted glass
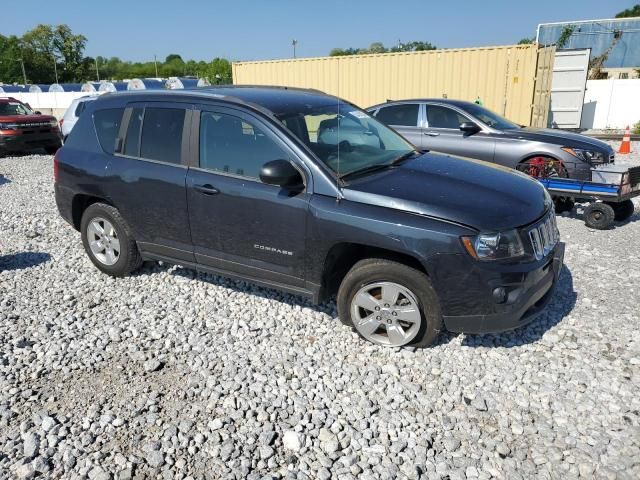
[458,103,520,130]
[200,112,287,179]
[124,108,143,157]
[276,104,415,178]
[139,108,185,164]
[74,101,87,117]
[0,101,33,115]
[425,105,469,129]
[93,108,123,154]
[375,104,419,127]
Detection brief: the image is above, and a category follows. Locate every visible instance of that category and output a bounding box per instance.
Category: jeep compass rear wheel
[337,259,442,348]
[81,203,142,277]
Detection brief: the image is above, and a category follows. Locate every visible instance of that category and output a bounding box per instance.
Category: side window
[74,101,87,117]
[93,108,124,154]
[139,107,185,164]
[199,111,287,180]
[123,107,143,157]
[375,104,419,127]
[426,105,468,129]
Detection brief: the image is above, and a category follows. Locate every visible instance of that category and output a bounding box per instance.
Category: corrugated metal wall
[233,44,555,126]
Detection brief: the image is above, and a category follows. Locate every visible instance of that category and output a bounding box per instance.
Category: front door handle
[424,131,440,136]
[194,184,219,195]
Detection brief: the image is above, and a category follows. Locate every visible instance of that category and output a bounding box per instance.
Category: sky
[2,0,635,62]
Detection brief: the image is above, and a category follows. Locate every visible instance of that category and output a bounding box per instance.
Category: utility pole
[95,58,100,82]
[292,39,298,59]
[19,58,27,85]
[154,55,159,78]
[53,57,59,84]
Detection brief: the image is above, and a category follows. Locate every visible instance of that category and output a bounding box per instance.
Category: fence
[1,92,102,119]
[233,44,556,127]
[581,79,640,130]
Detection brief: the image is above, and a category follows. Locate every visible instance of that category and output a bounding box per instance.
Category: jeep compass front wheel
[337,259,442,348]
[81,203,142,277]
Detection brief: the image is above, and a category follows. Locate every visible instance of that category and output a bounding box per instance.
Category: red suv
[0,97,62,156]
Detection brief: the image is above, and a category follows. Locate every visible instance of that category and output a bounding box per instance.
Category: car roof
[369,98,478,110]
[95,86,345,117]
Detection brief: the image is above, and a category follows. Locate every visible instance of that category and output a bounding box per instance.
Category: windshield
[276,103,415,178]
[459,103,520,130]
[0,101,34,116]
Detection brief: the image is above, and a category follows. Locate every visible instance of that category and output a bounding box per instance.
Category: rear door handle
[424,131,440,136]
[194,184,219,195]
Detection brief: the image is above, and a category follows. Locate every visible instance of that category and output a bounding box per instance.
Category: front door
[186,106,310,287]
[422,104,496,162]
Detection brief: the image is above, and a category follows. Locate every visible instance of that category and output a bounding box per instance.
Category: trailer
[527,164,640,229]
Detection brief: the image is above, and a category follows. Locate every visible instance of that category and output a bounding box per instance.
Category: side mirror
[34,111,42,115]
[260,159,303,188]
[460,122,481,134]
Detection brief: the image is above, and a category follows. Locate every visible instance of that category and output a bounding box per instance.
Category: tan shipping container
[232,44,555,127]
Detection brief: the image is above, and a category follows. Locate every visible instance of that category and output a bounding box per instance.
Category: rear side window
[375,104,419,127]
[93,108,124,154]
[139,108,185,164]
[75,101,88,117]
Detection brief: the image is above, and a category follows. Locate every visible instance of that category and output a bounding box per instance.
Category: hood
[343,153,550,231]
[501,127,613,152]
[0,114,57,125]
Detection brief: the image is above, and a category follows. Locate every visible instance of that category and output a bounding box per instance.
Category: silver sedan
[367,99,615,181]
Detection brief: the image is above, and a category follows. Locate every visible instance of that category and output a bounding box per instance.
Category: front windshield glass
[0,101,33,116]
[459,103,520,130]
[276,103,415,178]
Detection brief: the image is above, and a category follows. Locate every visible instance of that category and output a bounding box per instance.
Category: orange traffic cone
[618,126,632,154]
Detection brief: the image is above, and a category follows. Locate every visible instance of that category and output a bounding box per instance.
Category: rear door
[105,102,194,262]
[372,103,423,148]
[186,105,311,286]
[422,103,496,162]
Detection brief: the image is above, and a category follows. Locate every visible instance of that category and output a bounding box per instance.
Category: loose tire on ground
[608,200,636,222]
[337,258,442,348]
[584,202,615,230]
[80,202,143,277]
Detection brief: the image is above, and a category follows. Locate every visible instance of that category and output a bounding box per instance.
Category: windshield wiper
[340,151,419,181]
[339,163,394,181]
[390,150,419,165]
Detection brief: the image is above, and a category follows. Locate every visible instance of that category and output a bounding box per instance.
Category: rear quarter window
[93,108,124,154]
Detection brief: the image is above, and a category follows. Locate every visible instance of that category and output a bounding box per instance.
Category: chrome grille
[528,211,559,260]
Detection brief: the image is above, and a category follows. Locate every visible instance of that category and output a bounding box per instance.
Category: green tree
[206,58,232,84]
[615,4,640,17]
[518,37,535,45]
[0,34,25,83]
[21,24,88,83]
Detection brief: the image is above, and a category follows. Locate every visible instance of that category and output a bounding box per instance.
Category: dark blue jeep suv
[55,86,564,347]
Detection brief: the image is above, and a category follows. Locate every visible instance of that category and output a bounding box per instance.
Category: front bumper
[432,242,564,334]
[0,130,62,152]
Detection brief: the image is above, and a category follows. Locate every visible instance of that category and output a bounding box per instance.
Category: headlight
[461,229,525,261]
[562,147,605,164]
[49,120,59,128]
[0,122,16,130]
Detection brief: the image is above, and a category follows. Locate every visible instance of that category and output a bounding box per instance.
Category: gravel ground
[1,144,639,480]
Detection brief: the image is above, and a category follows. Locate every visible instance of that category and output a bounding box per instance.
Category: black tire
[80,203,143,277]
[554,197,575,214]
[45,146,60,155]
[609,200,636,222]
[583,202,615,230]
[337,258,442,348]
